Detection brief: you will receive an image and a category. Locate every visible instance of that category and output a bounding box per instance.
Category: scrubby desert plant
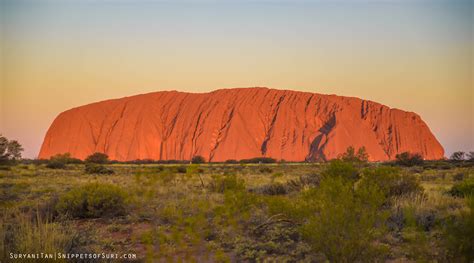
[176,166,187,173]
[56,183,127,218]
[46,160,67,169]
[259,167,273,174]
[240,157,276,164]
[208,174,245,193]
[360,167,423,198]
[322,160,359,181]
[1,209,76,260]
[450,151,466,162]
[395,152,424,166]
[444,196,474,261]
[85,152,109,164]
[191,155,206,164]
[285,173,321,192]
[0,135,24,164]
[84,163,114,174]
[252,182,287,195]
[449,178,474,197]
[300,176,388,261]
[46,153,81,169]
[339,146,369,163]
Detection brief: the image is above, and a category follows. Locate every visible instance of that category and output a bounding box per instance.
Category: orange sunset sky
[1,0,473,158]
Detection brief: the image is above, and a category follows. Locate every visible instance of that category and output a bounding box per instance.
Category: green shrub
[339,146,369,162]
[299,176,388,261]
[322,160,359,181]
[46,153,82,169]
[449,179,474,198]
[395,152,424,166]
[191,155,206,164]
[176,166,187,173]
[453,172,465,181]
[84,163,114,174]
[208,174,245,193]
[444,196,474,261]
[56,183,128,218]
[360,167,423,198]
[225,159,239,164]
[285,173,321,192]
[46,160,66,169]
[85,152,109,164]
[252,182,287,195]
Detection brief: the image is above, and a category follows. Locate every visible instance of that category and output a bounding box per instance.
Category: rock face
[39,88,444,161]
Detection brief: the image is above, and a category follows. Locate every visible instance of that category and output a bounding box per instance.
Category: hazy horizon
[1,0,473,158]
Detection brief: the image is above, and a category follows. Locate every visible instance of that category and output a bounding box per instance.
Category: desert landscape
[1,0,472,262]
[1,143,474,262]
[1,87,474,262]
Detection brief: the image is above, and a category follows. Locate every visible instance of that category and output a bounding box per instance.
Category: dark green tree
[450,151,466,161]
[191,155,206,164]
[0,135,24,163]
[85,152,109,164]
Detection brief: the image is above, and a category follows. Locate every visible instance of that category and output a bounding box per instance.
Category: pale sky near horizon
[0,0,473,158]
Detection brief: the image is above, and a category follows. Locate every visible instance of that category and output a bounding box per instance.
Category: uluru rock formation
[39,88,444,162]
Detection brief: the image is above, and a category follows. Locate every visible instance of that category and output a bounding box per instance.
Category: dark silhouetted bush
[176,166,187,173]
[450,151,466,162]
[84,163,114,174]
[240,157,276,164]
[85,152,109,164]
[46,153,82,169]
[191,155,206,164]
[56,183,127,218]
[225,159,239,164]
[395,152,424,166]
[46,160,66,169]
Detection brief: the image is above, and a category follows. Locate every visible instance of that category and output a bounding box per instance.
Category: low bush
[395,152,424,167]
[285,173,321,192]
[191,155,206,164]
[259,167,273,174]
[444,196,474,261]
[56,183,128,218]
[46,160,66,169]
[339,146,369,163]
[360,167,423,198]
[208,174,245,193]
[1,209,77,258]
[176,166,187,173]
[84,163,114,175]
[240,157,276,164]
[452,172,465,181]
[449,179,474,198]
[299,176,388,261]
[225,159,239,164]
[322,160,359,181]
[85,152,109,164]
[252,182,287,195]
